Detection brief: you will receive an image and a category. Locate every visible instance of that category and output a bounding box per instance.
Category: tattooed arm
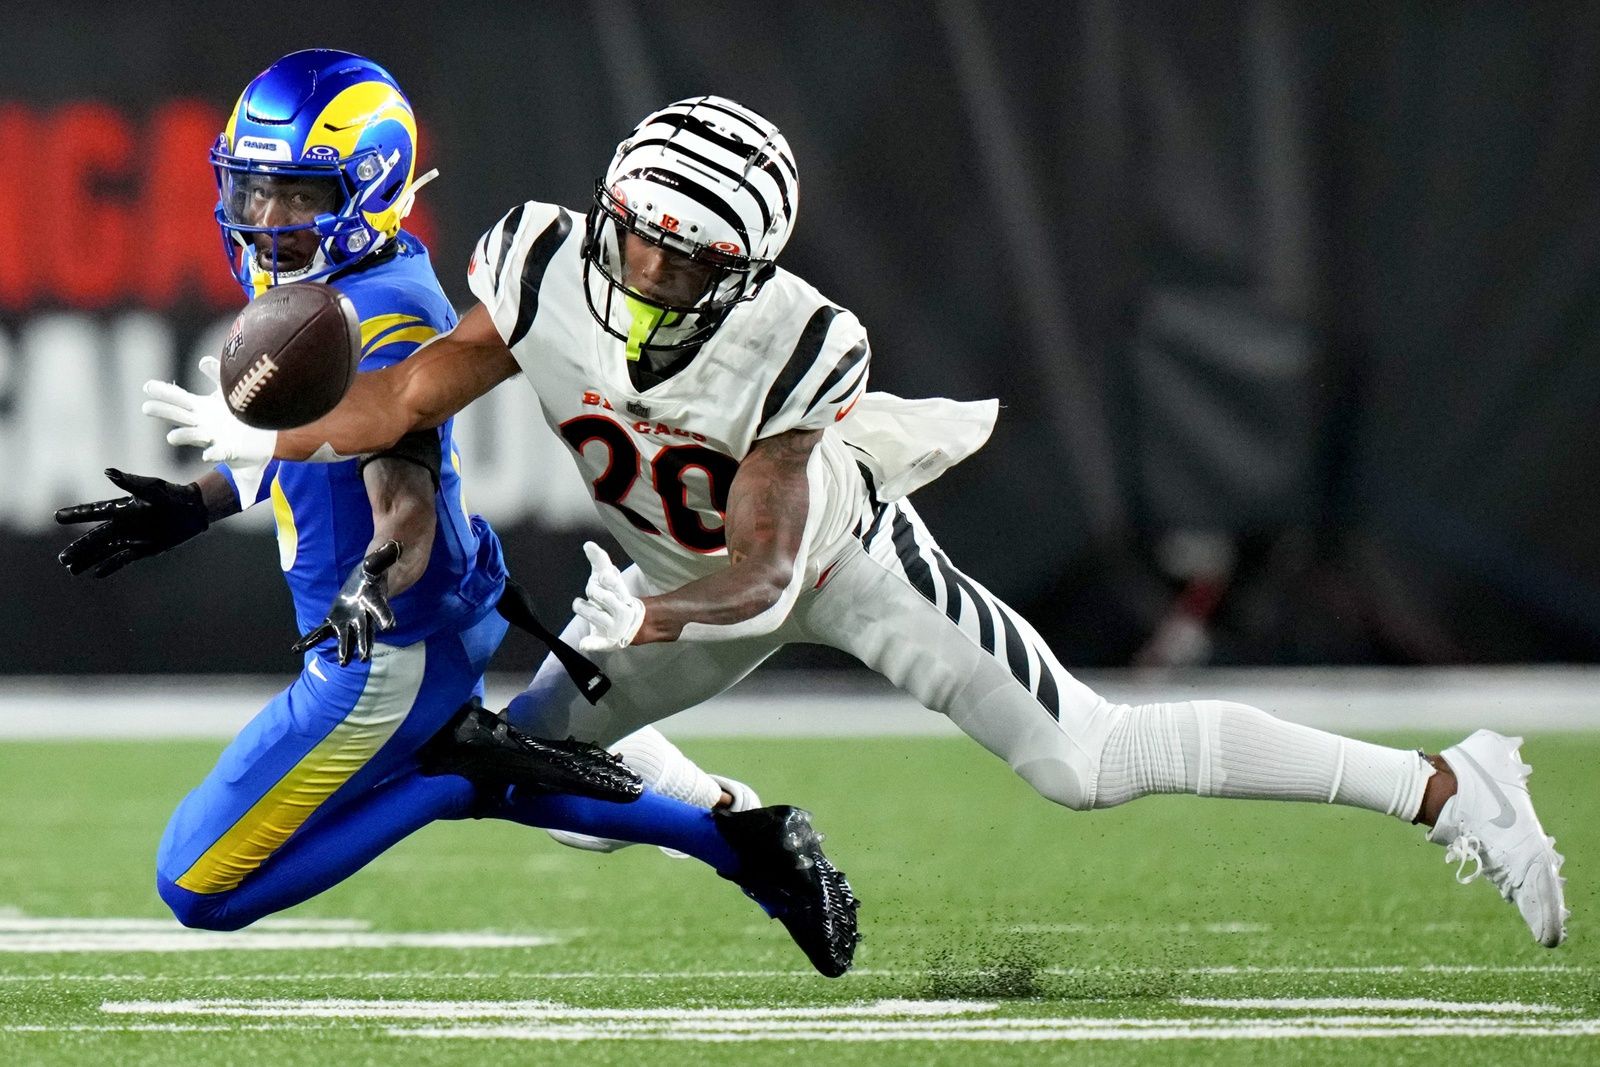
[632,428,824,644]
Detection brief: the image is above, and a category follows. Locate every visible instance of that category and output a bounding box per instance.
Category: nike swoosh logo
[834,394,862,422]
[1451,748,1518,829]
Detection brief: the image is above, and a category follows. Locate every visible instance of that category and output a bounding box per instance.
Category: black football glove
[55,468,210,578]
[292,540,403,666]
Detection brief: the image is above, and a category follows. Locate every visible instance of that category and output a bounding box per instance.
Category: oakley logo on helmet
[304,144,339,160]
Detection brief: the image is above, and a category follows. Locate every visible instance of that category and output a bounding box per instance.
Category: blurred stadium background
[1,1,1595,674]
[3,4,1599,1062]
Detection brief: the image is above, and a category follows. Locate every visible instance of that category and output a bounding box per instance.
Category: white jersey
[467,201,877,592]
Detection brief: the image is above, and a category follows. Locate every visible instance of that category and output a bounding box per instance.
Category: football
[219,283,361,430]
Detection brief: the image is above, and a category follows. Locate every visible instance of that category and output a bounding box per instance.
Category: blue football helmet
[212,49,435,293]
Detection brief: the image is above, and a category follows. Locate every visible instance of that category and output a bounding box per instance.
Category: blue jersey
[220,232,507,647]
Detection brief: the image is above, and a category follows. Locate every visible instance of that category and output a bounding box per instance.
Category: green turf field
[1,733,1594,1064]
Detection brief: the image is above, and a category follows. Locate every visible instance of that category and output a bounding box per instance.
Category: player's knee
[1013,756,1097,812]
[506,687,568,738]
[157,876,246,932]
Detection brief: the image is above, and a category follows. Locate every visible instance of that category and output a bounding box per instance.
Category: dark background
[1,1,1596,673]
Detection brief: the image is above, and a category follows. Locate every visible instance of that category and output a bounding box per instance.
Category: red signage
[0,99,437,312]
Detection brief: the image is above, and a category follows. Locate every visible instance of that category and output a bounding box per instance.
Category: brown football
[219,283,361,430]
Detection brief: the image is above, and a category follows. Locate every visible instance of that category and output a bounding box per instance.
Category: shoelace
[1445,834,1485,885]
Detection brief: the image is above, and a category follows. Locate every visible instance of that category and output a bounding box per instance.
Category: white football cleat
[1427,730,1568,947]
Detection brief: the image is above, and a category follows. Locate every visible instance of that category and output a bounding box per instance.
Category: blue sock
[500,787,741,873]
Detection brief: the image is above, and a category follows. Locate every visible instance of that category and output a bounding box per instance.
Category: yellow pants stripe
[175,643,427,894]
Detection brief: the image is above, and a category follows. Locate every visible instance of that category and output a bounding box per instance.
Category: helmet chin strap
[396,168,439,221]
[247,245,321,294]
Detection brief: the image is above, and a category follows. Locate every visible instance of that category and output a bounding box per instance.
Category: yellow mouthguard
[624,295,682,360]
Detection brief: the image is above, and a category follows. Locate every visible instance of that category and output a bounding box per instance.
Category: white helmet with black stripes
[583,95,800,356]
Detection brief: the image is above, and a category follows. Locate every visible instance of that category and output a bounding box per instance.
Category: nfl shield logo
[223,316,244,359]
[626,400,651,419]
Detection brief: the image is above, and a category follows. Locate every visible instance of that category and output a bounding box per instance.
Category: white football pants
[509,500,1430,820]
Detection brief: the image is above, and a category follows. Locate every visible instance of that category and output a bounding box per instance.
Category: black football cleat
[418,700,643,803]
[715,806,861,978]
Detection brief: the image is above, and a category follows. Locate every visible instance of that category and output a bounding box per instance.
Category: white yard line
[81,997,1600,1043]
[2,963,1591,982]
[1176,997,1561,1014]
[11,1020,1600,1041]
[7,994,1599,1043]
[0,932,560,954]
[401,1020,1600,1041]
[1,1024,320,1034]
[100,998,998,1019]
[0,917,370,932]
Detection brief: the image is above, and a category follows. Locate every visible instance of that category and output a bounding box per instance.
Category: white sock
[1094,699,1434,821]
[612,727,723,808]
[544,727,723,854]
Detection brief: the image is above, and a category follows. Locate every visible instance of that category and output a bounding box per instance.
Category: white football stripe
[0,932,558,954]
[0,917,368,932]
[1178,997,1560,1014]
[101,998,996,1020]
[12,1020,1600,1041]
[3,962,1591,980]
[8,994,1590,1044]
[402,1020,1600,1042]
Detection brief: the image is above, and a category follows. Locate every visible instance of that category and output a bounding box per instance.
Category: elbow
[732,561,797,632]
[747,560,795,612]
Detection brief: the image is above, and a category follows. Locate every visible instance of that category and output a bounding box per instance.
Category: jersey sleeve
[465,200,577,349]
[345,286,458,372]
[752,305,872,440]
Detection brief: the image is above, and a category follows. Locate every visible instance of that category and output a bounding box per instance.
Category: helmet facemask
[213,142,405,291]
[583,180,769,359]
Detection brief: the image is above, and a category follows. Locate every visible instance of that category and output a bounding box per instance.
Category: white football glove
[142,357,277,477]
[572,541,646,654]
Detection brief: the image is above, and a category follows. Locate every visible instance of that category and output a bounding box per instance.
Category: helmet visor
[216,164,345,274]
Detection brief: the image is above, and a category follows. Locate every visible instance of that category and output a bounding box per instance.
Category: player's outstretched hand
[573,541,646,653]
[54,469,210,578]
[143,357,276,470]
[293,540,402,666]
